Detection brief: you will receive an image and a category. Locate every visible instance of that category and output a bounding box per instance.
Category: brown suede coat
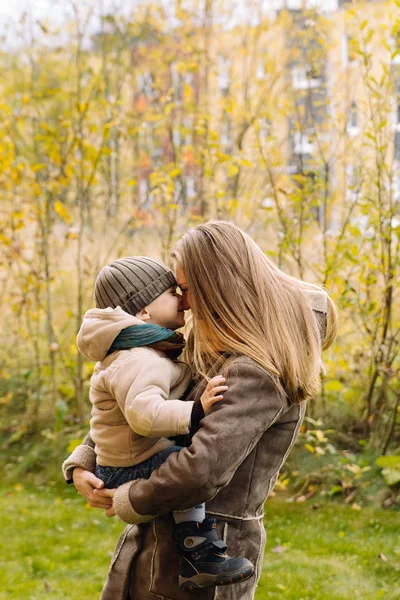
[63,306,327,600]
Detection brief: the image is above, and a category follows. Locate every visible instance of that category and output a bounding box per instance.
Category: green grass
[1,483,399,600]
[258,501,400,600]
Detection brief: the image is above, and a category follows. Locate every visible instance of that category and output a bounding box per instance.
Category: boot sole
[179,565,255,591]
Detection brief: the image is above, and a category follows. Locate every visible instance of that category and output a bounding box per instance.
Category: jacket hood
[306,288,328,314]
[77,306,143,361]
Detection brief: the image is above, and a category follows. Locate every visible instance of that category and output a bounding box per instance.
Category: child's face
[143,286,185,330]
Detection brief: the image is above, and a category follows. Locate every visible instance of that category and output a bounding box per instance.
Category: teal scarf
[108,324,185,359]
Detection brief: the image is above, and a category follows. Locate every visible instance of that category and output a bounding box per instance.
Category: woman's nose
[182,295,190,311]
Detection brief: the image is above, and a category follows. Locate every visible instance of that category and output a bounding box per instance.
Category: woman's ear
[135,308,151,321]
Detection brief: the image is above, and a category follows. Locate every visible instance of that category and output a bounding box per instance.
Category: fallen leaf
[271,545,287,554]
[379,553,388,562]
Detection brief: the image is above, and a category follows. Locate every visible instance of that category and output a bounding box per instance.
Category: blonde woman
[63,221,338,600]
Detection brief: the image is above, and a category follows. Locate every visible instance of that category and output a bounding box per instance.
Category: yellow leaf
[54,201,73,225]
[315,430,327,443]
[0,392,13,405]
[31,163,46,172]
[68,438,83,453]
[0,234,11,246]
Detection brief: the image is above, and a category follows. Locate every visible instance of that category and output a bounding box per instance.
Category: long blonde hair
[172,221,338,403]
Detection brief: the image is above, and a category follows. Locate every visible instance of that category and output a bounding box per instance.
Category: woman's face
[175,266,192,311]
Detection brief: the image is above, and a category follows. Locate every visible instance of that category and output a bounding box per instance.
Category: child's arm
[109,355,228,438]
[109,352,193,438]
[62,431,96,483]
[61,376,226,484]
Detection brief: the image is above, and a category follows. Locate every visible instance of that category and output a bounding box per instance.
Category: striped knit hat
[94,257,176,316]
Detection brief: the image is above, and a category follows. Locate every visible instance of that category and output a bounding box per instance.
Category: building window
[347,102,359,136]
[137,72,153,98]
[184,118,193,146]
[221,116,233,152]
[292,65,321,90]
[139,178,149,206]
[257,61,264,80]
[170,62,182,104]
[186,176,195,198]
[184,72,194,86]
[259,118,272,144]
[346,165,361,201]
[392,162,400,201]
[172,128,181,147]
[218,56,231,97]
[395,131,400,160]
[342,34,357,66]
[392,82,400,129]
[174,179,182,203]
[293,130,314,155]
[350,102,358,128]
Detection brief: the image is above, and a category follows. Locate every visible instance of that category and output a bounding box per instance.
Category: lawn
[1,483,399,600]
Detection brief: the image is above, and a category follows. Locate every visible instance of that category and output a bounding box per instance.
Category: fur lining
[113,481,155,524]
[62,444,97,482]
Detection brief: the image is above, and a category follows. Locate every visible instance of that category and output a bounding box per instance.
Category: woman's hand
[200,375,228,413]
[72,467,112,509]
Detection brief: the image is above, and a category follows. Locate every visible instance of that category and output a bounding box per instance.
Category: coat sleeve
[61,431,96,483]
[112,360,285,524]
[108,353,194,438]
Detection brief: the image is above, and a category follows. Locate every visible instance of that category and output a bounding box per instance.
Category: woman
[63,221,338,600]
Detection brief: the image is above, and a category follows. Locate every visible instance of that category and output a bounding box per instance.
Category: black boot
[173,517,254,592]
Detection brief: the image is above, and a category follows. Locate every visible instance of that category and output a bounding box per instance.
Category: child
[76,256,254,591]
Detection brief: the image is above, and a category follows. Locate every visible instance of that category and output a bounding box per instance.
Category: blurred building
[125,0,399,224]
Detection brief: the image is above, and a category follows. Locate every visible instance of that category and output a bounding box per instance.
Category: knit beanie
[94,257,176,316]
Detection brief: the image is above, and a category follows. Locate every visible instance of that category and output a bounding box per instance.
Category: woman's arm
[112,360,285,524]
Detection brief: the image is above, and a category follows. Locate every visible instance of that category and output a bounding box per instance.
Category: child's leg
[173,504,205,524]
[95,445,183,488]
[147,448,254,591]
[96,448,254,591]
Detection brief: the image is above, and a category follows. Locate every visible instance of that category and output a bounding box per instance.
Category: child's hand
[200,376,228,413]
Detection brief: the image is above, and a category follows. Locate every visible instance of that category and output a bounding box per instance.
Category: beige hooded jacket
[77,306,192,467]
